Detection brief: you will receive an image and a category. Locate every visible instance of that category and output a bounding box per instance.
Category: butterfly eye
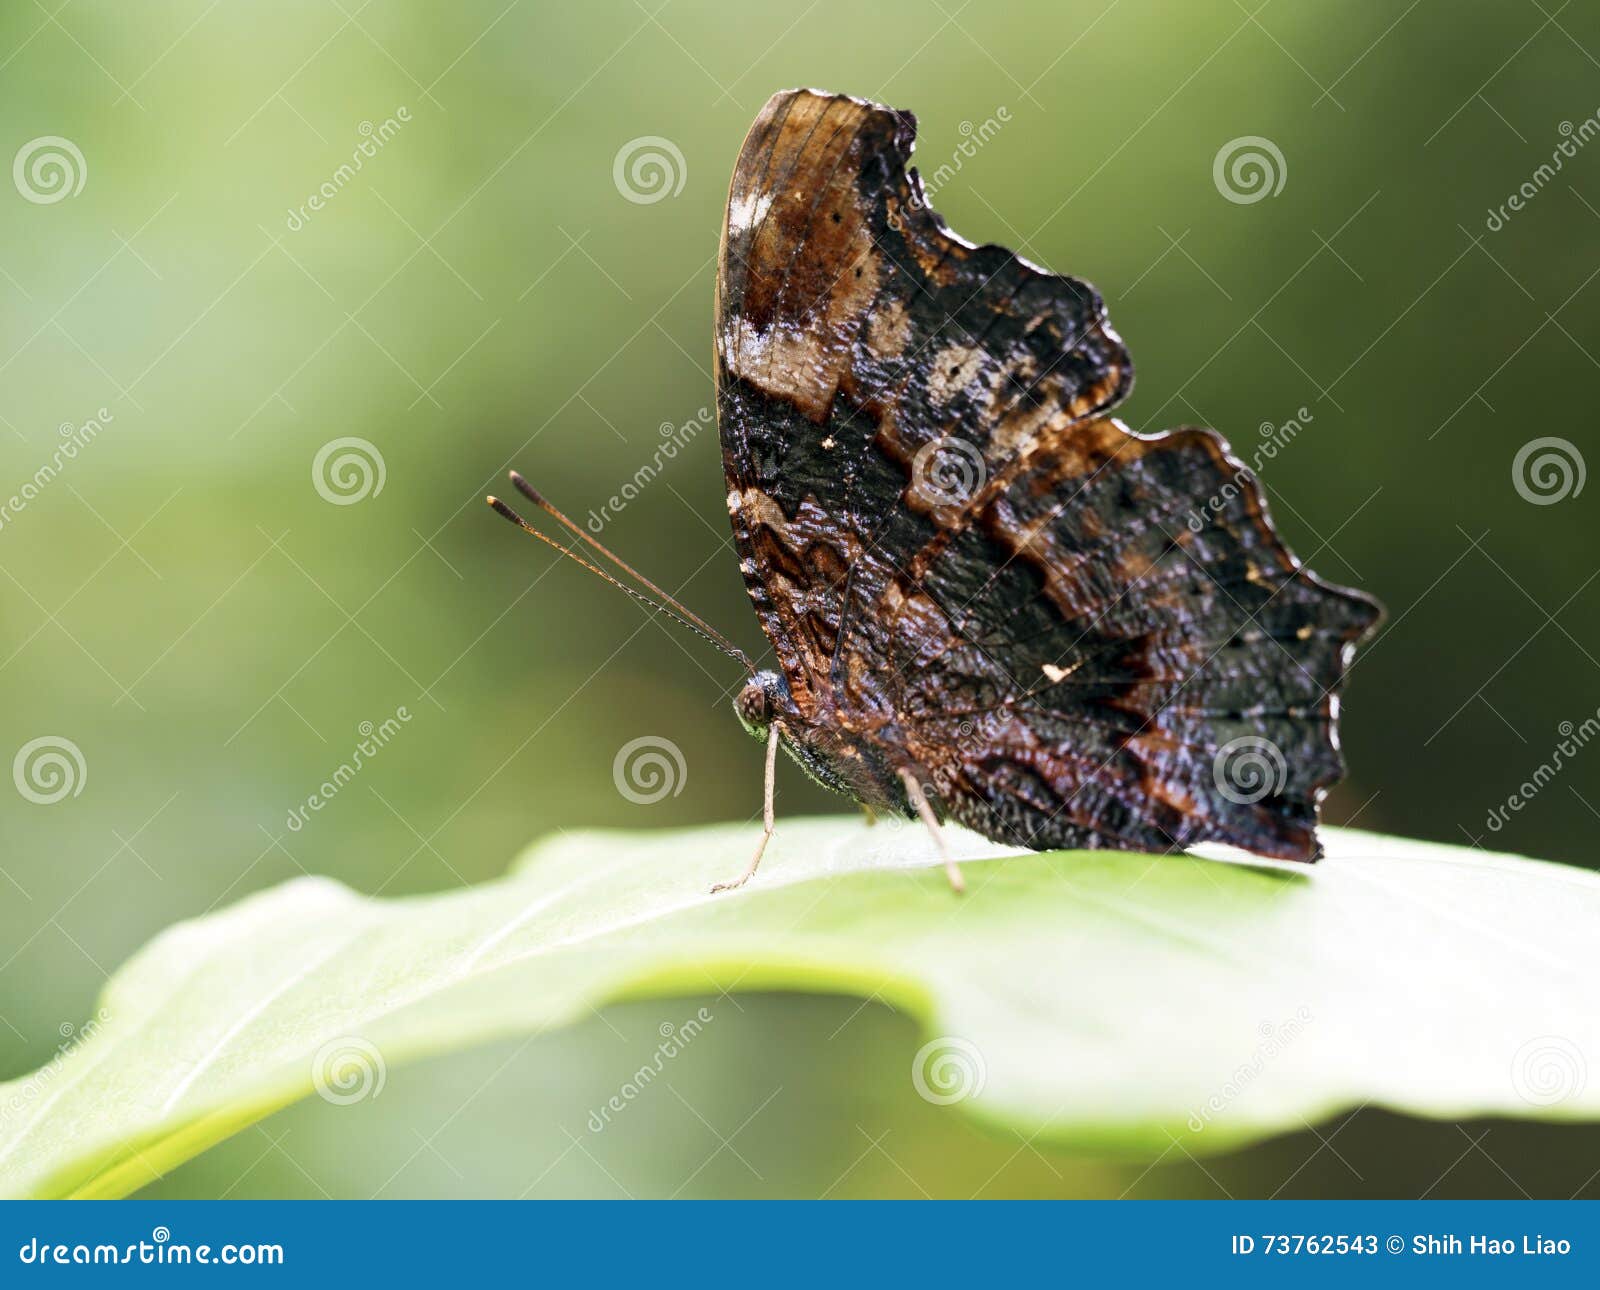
[734,671,789,734]
[735,679,773,728]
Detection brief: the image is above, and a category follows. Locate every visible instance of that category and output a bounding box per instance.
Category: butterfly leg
[712,722,781,894]
[896,768,965,894]
[859,802,879,827]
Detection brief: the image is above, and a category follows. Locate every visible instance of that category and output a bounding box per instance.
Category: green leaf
[2,819,1596,1198]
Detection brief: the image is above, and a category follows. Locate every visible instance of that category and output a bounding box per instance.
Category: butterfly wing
[715,89,1378,860]
[715,88,1130,713]
[842,417,1380,859]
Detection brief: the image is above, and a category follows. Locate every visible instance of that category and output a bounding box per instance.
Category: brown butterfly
[492,88,1380,894]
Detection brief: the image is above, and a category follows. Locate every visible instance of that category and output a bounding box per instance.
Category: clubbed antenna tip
[487,496,528,528]
[508,470,545,507]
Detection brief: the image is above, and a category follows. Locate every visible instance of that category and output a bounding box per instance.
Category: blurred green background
[3,0,1598,1198]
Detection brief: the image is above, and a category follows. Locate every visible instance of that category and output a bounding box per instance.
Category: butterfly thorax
[734,669,910,812]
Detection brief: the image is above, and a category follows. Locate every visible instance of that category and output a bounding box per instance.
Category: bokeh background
[2,0,1597,1198]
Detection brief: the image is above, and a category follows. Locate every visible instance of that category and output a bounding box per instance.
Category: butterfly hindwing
[855,418,1379,858]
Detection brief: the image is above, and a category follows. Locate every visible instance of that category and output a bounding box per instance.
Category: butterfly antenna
[486,493,754,674]
[505,471,753,672]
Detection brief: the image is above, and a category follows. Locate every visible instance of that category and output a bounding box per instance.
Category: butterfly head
[733,669,793,740]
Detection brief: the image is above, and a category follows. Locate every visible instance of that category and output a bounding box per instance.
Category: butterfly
[492,88,1381,893]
